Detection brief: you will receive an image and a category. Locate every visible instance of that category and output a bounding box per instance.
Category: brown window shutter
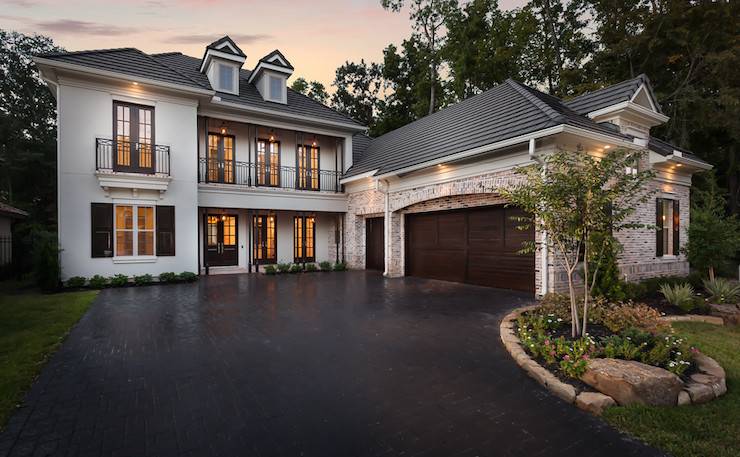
[91,203,113,258]
[655,198,664,257]
[156,206,175,256]
[673,200,680,256]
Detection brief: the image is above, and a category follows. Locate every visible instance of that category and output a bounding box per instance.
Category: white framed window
[269,75,283,101]
[115,204,155,257]
[217,63,235,93]
[656,198,679,257]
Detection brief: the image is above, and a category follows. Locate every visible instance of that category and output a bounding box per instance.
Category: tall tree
[290,77,329,105]
[0,30,62,226]
[381,0,455,114]
[330,60,383,130]
[443,0,525,100]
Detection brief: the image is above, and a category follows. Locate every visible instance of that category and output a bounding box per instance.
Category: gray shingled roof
[38,48,363,128]
[38,48,207,89]
[648,136,705,163]
[345,79,630,178]
[565,74,661,115]
[352,133,372,164]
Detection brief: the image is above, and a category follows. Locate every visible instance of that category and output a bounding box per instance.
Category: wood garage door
[405,206,535,292]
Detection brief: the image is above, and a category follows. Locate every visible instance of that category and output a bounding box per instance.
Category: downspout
[529,138,548,296]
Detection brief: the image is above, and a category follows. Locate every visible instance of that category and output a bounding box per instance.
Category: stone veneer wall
[345,168,691,296]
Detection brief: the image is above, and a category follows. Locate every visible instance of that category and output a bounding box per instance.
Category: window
[656,198,679,257]
[256,139,280,186]
[269,75,282,101]
[297,144,320,190]
[218,63,234,92]
[113,102,154,173]
[294,216,315,262]
[115,205,154,257]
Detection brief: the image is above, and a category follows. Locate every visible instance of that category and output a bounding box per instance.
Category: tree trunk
[709,266,716,282]
[429,64,436,115]
[582,241,589,336]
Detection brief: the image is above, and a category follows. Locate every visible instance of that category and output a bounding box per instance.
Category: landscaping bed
[502,293,728,415]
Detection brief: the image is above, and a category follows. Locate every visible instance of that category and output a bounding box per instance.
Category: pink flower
[544,339,551,346]
[563,355,571,361]
[549,350,556,356]
[691,347,700,353]
[582,354,589,360]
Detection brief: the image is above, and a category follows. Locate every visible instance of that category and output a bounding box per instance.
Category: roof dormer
[200,36,246,95]
[248,50,294,104]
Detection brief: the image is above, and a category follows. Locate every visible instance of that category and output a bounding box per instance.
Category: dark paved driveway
[0,272,665,457]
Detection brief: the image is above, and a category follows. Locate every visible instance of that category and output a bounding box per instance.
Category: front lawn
[603,322,740,457]
[0,282,97,428]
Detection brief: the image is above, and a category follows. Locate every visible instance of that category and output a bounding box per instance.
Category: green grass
[603,322,740,457]
[0,283,97,428]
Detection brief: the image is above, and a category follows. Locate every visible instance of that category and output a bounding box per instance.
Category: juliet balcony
[94,138,172,195]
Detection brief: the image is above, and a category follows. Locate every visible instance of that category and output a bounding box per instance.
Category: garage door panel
[406,206,534,293]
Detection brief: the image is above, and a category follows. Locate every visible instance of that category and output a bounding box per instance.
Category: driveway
[0,272,664,457]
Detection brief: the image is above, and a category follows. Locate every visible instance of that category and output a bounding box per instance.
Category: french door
[297,145,319,190]
[253,214,277,264]
[113,102,154,173]
[256,139,280,186]
[205,214,238,266]
[207,134,235,184]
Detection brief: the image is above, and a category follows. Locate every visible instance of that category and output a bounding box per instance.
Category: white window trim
[216,62,239,95]
[114,204,156,258]
[658,198,675,258]
[266,74,286,103]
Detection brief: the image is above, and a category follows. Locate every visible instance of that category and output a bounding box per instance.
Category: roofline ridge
[37,47,137,58]
[505,79,564,123]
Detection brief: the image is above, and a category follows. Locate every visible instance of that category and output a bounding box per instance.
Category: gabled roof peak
[206,35,246,57]
[259,50,294,70]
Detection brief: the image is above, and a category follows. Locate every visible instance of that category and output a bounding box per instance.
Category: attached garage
[405,206,535,293]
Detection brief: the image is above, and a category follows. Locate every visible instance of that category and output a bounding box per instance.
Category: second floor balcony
[198,158,342,192]
[96,138,171,176]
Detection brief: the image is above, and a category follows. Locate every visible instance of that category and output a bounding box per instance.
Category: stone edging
[500,306,728,415]
[659,315,724,325]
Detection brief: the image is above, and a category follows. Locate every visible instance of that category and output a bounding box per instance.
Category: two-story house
[34,36,711,295]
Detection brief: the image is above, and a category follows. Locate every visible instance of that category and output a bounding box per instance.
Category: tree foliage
[290,77,329,105]
[0,30,62,226]
[499,150,654,337]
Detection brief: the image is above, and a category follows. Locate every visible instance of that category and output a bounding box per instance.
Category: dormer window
[217,63,237,93]
[269,75,283,101]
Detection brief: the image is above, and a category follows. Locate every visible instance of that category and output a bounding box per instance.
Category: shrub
[264,265,277,275]
[133,274,153,286]
[602,302,669,334]
[538,293,572,321]
[32,230,61,291]
[277,263,291,274]
[333,262,347,271]
[178,271,198,282]
[289,264,303,274]
[660,283,697,312]
[88,275,107,289]
[702,277,740,304]
[319,261,332,271]
[110,274,129,287]
[305,263,318,272]
[589,232,629,301]
[158,272,178,283]
[66,276,86,288]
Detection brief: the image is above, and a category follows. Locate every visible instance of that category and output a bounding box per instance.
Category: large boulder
[710,303,740,325]
[581,358,683,406]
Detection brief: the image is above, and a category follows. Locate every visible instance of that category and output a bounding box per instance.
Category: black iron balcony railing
[96,138,171,176]
[198,158,341,192]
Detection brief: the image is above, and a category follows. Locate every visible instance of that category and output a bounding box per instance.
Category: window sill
[112,256,157,264]
[657,255,678,260]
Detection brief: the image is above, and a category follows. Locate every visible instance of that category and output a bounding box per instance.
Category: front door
[365,217,384,270]
[205,214,238,266]
[253,214,277,264]
[207,134,235,183]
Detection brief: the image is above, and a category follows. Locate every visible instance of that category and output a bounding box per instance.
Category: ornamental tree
[499,149,654,337]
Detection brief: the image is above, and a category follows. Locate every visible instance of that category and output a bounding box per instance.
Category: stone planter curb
[500,305,728,414]
[659,315,724,325]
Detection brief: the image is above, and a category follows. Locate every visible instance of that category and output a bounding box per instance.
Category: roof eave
[32,57,215,96]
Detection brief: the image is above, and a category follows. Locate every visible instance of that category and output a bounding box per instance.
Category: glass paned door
[114,102,154,173]
[253,214,277,264]
[207,134,235,183]
[256,140,280,186]
[204,214,238,266]
[297,145,319,190]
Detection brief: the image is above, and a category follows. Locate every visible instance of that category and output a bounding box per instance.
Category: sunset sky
[1,0,526,88]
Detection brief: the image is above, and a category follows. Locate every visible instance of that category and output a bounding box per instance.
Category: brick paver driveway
[0,272,664,457]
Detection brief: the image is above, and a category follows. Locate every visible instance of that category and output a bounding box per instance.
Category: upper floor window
[269,75,283,101]
[113,102,154,173]
[218,63,235,93]
[656,198,679,257]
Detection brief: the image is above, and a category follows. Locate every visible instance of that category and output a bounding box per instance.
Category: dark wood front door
[365,217,384,271]
[205,214,238,266]
[253,214,277,264]
[405,206,534,292]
